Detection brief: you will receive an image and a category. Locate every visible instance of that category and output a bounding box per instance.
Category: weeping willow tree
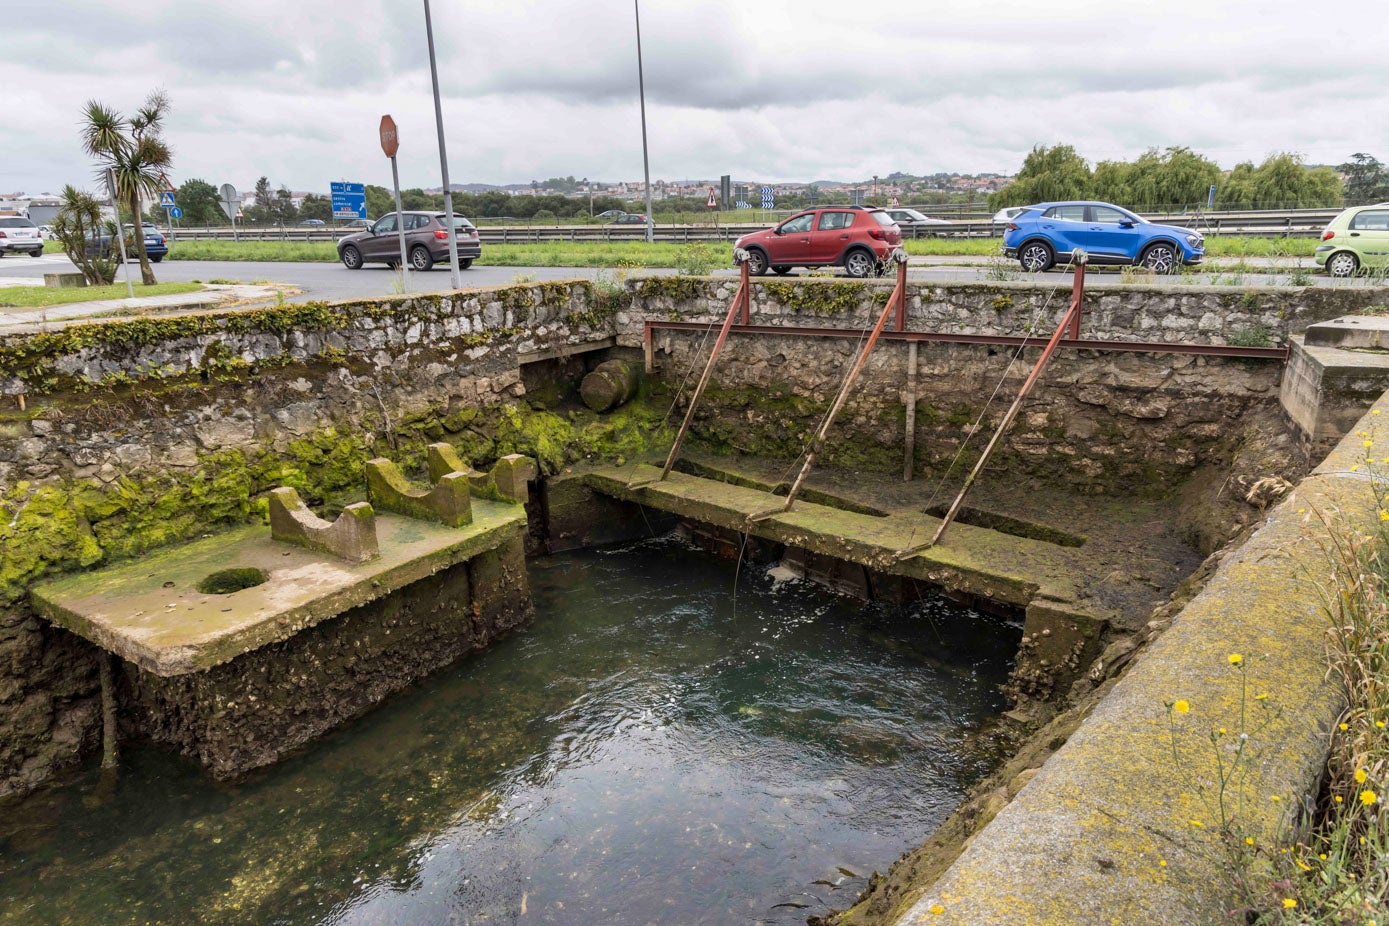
[80,90,173,285]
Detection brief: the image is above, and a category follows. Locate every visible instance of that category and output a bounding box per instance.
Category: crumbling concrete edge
[894,399,1389,924]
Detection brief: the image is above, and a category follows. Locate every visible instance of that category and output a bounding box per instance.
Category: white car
[0,216,44,256]
[992,206,1028,224]
[885,208,950,227]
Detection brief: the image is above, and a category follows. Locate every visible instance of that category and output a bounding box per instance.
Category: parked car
[1315,203,1389,277]
[993,206,1028,224]
[0,216,44,257]
[38,224,53,239]
[83,223,170,262]
[595,210,626,219]
[607,213,651,226]
[336,211,481,271]
[299,218,326,226]
[1001,201,1204,273]
[732,205,904,278]
[884,208,949,228]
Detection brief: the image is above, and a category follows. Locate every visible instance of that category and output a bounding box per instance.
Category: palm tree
[80,90,173,286]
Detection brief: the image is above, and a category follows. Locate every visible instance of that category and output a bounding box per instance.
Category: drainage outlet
[197,567,269,595]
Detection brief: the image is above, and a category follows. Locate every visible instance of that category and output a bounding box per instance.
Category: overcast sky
[5,0,1388,195]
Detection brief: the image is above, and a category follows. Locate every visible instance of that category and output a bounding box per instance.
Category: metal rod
[634,0,654,244]
[390,154,410,291]
[99,651,118,770]
[642,321,1287,360]
[423,0,461,288]
[634,259,750,487]
[105,168,134,298]
[909,261,1088,554]
[903,340,918,482]
[767,255,909,516]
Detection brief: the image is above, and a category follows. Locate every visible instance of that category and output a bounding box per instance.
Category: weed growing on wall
[673,242,718,276]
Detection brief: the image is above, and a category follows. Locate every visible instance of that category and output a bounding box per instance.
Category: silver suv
[336,212,481,271]
[0,217,43,257]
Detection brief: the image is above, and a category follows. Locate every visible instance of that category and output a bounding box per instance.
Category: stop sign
[379,115,399,158]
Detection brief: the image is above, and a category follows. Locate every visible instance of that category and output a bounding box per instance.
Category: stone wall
[617,278,1389,490]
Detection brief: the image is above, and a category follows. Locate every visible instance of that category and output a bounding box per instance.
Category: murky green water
[0,534,1019,925]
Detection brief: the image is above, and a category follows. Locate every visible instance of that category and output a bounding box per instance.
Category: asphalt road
[0,252,1369,306]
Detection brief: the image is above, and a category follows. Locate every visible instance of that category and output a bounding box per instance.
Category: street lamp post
[585,177,593,218]
[634,0,654,243]
[423,0,461,288]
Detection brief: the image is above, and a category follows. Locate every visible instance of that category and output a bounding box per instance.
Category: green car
[1315,203,1389,276]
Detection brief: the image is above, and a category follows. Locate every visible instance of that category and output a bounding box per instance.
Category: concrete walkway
[0,284,286,329]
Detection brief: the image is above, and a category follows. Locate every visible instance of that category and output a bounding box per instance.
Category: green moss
[760,279,890,315]
[631,277,707,303]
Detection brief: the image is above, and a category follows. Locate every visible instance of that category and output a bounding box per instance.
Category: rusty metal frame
[642,321,1287,361]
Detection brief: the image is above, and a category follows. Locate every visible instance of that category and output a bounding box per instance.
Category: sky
[5,0,1388,196]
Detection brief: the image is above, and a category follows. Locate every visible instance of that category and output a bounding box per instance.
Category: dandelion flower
[1173,700,1189,714]
[1378,721,1385,729]
[1228,653,1243,666]
[1361,789,1378,806]
[1356,768,1368,784]
[1381,509,1389,521]
[1336,795,1344,804]
[1244,837,1254,846]
[1190,819,1204,827]
[1374,409,1382,415]
[1158,859,1166,867]
[1255,693,1269,701]
[1283,898,1298,909]
[1365,440,1374,449]
[1352,464,1360,471]
[1340,723,1350,731]
[1271,795,1281,802]
[928,904,944,915]
[1319,853,1327,860]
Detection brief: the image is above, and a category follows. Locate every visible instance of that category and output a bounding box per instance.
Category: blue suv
[1002,201,1204,273]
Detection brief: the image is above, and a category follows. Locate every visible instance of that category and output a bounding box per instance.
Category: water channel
[0,534,1020,925]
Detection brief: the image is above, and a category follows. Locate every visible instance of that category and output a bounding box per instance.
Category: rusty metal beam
[630,256,751,489]
[643,321,1287,361]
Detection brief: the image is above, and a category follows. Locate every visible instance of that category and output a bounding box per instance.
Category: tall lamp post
[634,0,654,243]
[423,0,461,288]
[584,177,593,217]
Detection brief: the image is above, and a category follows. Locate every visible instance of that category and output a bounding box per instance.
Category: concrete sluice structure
[4,275,1389,922]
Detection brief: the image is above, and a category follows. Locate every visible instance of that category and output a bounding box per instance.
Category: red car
[733,206,903,277]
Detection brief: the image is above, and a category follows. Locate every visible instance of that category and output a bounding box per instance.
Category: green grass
[0,281,203,309]
[120,234,1324,267]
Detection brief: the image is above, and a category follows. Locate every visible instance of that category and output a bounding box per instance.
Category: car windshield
[869,211,896,226]
[901,210,928,221]
[0,218,35,228]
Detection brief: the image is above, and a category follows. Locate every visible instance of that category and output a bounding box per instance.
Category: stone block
[426,442,484,484]
[43,272,87,289]
[366,458,473,527]
[268,487,379,564]
[490,454,538,503]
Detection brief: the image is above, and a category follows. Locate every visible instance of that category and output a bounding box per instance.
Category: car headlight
[1186,234,1203,248]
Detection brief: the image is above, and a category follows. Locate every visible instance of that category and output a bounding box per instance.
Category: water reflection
[0,534,1019,925]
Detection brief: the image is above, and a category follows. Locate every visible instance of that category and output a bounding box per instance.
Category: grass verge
[0,281,203,309]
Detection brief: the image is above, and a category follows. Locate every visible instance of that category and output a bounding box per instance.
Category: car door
[768,213,814,263]
[1038,204,1087,255]
[1349,208,1389,269]
[362,215,397,259]
[1080,205,1142,260]
[809,210,855,262]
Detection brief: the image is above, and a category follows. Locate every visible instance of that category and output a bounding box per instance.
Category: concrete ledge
[895,399,1389,924]
[30,502,526,675]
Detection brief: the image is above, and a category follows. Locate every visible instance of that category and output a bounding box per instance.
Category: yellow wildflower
[1336,795,1344,804]
[1271,795,1281,802]
[1361,789,1378,806]
[1190,819,1204,827]
[1244,837,1254,846]
[1255,693,1269,701]
[1173,700,1189,714]
[1341,723,1350,731]
[1228,653,1243,666]
[1283,898,1298,910]
[1356,768,1368,784]
[1378,720,1385,729]
[1158,859,1166,867]
[1365,440,1374,449]
[928,904,944,915]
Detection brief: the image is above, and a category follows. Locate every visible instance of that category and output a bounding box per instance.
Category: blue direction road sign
[331,181,367,219]
[159,192,176,207]
[168,206,184,220]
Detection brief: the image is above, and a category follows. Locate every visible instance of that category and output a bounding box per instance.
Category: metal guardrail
[165,207,1341,244]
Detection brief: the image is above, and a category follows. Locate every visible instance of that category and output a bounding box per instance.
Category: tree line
[987,145,1389,212]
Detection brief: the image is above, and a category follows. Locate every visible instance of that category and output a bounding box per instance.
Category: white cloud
[3,0,1387,195]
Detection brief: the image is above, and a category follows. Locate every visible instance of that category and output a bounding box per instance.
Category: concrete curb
[0,284,282,329]
[896,397,1388,924]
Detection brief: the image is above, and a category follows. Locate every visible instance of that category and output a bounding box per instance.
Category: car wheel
[844,248,875,278]
[772,265,791,275]
[1140,242,1178,274]
[1018,241,1054,272]
[460,258,474,270]
[150,255,162,263]
[1327,251,1360,278]
[745,249,769,276]
[410,246,434,271]
[341,245,363,270]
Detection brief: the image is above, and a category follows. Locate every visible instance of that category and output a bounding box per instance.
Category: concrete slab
[1280,333,1389,454]
[1303,313,1389,349]
[31,501,526,676]
[586,464,1104,621]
